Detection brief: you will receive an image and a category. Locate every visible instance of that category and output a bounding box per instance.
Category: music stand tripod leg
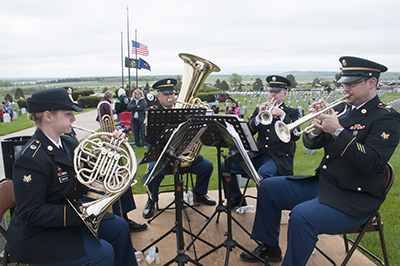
[186,142,226,251]
[196,156,268,265]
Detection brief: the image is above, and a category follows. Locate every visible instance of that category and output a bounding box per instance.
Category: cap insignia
[23,174,32,183]
[167,80,171,84]
[361,109,367,114]
[381,132,390,140]
[272,76,277,81]
[47,145,53,151]
[342,59,347,66]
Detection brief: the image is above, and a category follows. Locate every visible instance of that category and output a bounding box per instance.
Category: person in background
[221,76,300,207]
[141,78,216,219]
[7,87,138,266]
[96,90,115,126]
[0,107,3,122]
[7,105,14,121]
[114,88,130,123]
[226,99,241,118]
[128,89,147,148]
[239,57,400,265]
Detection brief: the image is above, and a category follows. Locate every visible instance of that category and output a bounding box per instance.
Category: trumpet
[68,125,137,242]
[275,94,349,143]
[259,99,277,125]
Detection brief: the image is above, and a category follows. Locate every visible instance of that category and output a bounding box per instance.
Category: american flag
[131,40,149,56]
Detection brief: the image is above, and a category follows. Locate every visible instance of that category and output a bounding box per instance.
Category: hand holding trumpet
[309,99,344,135]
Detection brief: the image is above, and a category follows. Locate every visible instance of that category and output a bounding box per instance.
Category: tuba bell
[175,53,220,167]
[67,125,137,242]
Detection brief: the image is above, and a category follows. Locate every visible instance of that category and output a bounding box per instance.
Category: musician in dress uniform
[240,56,400,265]
[141,78,216,219]
[221,75,300,207]
[6,88,138,266]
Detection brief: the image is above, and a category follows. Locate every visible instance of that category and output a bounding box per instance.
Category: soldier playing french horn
[7,88,138,266]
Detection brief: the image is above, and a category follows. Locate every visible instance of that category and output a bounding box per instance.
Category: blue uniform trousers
[31,216,138,266]
[112,188,137,217]
[251,176,369,266]
[147,157,213,202]
[221,153,277,199]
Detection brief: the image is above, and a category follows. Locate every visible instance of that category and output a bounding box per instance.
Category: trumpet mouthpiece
[168,98,173,102]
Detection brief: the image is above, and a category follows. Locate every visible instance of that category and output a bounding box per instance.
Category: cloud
[1,0,400,78]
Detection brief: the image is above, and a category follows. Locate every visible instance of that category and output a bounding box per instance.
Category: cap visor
[160,91,173,95]
[338,76,363,84]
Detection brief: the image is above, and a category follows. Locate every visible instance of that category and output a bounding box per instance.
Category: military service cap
[27,87,83,113]
[266,75,291,92]
[153,78,177,95]
[338,56,388,83]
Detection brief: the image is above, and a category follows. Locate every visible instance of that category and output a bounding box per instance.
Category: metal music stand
[139,120,215,266]
[184,116,266,265]
[141,121,209,224]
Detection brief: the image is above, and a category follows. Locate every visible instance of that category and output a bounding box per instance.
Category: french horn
[67,125,137,242]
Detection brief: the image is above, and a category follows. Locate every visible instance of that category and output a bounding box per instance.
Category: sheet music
[239,121,258,151]
[223,122,262,186]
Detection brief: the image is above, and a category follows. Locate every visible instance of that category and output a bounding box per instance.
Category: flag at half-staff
[131,40,149,56]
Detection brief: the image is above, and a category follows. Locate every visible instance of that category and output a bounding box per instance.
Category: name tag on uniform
[57,171,70,183]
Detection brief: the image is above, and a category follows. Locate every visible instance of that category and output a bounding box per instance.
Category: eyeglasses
[344,78,370,88]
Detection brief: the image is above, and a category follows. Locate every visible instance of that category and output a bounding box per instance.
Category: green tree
[252,78,263,91]
[14,87,25,99]
[333,73,342,88]
[219,80,230,91]
[312,77,320,88]
[286,74,297,90]
[229,73,242,89]
[145,82,150,90]
[214,79,221,89]
[176,75,182,92]
[5,93,13,103]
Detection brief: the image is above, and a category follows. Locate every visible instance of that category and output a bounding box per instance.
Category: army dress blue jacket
[303,95,400,218]
[247,102,300,176]
[7,128,89,264]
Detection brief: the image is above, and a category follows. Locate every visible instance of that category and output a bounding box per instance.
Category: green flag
[125,57,140,68]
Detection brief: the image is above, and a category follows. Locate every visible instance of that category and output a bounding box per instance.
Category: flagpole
[121,30,124,90]
[135,29,139,89]
[127,5,131,98]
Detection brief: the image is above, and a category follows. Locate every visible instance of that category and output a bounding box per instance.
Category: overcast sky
[1,0,400,79]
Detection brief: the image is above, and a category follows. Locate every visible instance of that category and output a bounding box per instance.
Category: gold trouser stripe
[64,205,67,227]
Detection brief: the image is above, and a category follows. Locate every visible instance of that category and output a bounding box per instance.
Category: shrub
[77,96,102,108]
[16,98,27,109]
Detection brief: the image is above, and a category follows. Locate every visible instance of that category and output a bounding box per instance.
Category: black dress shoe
[195,192,216,206]
[142,200,155,219]
[240,244,282,263]
[126,219,148,232]
[231,196,247,208]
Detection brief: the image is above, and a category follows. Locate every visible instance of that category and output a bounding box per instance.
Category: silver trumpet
[68,125,137,242]
[274,94,349,143]
[259,99,277,125]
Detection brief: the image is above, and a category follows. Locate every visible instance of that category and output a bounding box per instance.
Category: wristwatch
[332,128,344,138]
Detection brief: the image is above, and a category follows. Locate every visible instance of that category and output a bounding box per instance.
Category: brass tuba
[67,125,137,242]
[97,101,116,132]
[175,53,220,167]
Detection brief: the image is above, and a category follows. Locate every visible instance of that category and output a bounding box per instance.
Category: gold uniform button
[357,187,362,191]
[267,129,270,132]
[266,137,269,140]
[286,154,289,157]
[74,187,77,191]
[265,145,268,148]
[326,155,330,159]
[322,165,327,170]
